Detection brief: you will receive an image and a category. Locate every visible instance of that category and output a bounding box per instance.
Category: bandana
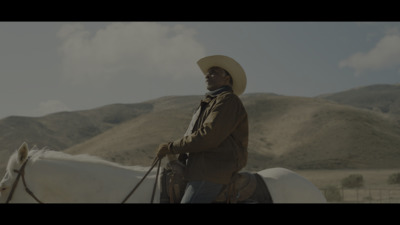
[205,85,233,98]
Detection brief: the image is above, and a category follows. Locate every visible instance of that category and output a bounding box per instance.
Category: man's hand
[156,143,171,159]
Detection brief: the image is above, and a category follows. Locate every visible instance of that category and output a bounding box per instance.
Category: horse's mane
[26,148,151,172]
[31,149,108,163]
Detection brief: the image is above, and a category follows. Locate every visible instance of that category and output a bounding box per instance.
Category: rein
[6,156,43,203]
[122,156,162,203]
[5,155,163,204]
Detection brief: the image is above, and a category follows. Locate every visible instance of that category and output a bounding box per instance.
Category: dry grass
[296,169,400,188]
[295,169,400,203]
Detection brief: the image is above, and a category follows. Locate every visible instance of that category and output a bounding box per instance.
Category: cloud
[33,100,71,117]
[57,22,206,85]
[339,33,400,75]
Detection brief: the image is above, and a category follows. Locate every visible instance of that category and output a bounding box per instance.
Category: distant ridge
[318,84,400,115]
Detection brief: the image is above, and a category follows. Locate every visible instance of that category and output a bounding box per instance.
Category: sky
[1,21,400,119]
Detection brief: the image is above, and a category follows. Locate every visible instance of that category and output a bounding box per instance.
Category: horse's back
[257,168,326,203]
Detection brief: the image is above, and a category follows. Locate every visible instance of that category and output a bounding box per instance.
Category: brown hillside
[241,94,400,170]
[0,103,153,172]
[65,93,400,172]
[318,84,400,115]
[65,95,203,166]
[2,91,400,175]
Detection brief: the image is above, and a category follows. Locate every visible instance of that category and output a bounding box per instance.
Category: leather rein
[5,155,162,204]
[6,156,42,203]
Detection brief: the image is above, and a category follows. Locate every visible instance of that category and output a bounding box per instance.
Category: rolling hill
[0,102,153,171]
[318,84,400,115]
[1,84,400,175]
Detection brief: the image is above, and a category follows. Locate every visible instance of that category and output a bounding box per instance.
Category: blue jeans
[180,180,224,203]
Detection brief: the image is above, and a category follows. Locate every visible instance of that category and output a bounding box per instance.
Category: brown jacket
[170,90,249,184]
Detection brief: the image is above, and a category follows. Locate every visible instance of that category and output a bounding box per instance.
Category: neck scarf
[205,85,233,98]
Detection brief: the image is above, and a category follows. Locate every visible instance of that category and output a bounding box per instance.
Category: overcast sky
[1,21,399,119]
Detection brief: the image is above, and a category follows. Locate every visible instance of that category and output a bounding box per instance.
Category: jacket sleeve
[171,94,246,154]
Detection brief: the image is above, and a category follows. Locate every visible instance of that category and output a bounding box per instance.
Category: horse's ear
[17,142,29,164]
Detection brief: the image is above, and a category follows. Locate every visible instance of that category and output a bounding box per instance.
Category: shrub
[387,172,400,185]
[103,115,124,124]
[341,174,364,189]
[323,185,342,202]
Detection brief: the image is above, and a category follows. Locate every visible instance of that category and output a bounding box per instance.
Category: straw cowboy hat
[197,55,247,96]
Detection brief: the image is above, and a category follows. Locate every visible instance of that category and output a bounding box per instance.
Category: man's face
[205,67,231,91]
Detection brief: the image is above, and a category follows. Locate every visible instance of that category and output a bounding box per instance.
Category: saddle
[214,172,257,203]
[160,160,268,203]
[160,160,187,203]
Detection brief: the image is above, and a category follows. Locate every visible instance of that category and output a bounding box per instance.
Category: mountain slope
[318,84,400,115]
[0,103,153,171]
[2,89,400,175]
[64,95,202,166]
[65,93,400,171]
[242,94,400,170]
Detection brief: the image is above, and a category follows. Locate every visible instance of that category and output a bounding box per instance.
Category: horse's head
[0,142,30,203]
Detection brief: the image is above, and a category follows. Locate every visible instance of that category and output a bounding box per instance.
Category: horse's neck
[25,157,159,203]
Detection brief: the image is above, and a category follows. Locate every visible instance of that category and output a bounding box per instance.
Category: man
[157,55,249,203]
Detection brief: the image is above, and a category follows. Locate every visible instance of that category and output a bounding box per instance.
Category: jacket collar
[201,86,233,104]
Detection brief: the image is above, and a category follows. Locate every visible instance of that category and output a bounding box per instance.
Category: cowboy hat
[197,55,247,96]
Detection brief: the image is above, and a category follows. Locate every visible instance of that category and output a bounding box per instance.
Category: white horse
[0,143,326,203]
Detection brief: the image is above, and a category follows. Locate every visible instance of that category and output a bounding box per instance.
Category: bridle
[6,156,43,203]
[4,155,162,204]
